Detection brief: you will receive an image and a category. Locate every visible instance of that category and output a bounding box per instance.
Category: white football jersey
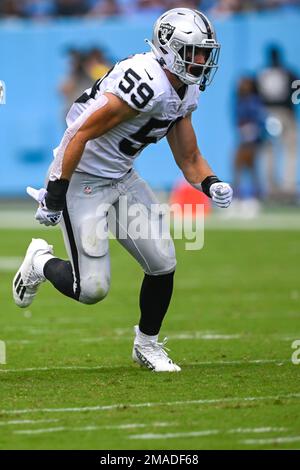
[65,52,201,179]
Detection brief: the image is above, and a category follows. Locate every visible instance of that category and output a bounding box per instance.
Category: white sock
[33,252,55,278]
[136,325,158,343]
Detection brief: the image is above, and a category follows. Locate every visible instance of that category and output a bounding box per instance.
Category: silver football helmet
[146,8,220,90]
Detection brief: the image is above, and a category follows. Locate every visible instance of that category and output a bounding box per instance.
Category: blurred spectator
[233,76,267,200]
[209,0,244,16]
[205,0,295,16]
[84,47,112,81]
[87,0,121,17]
[257,45,298,202]
[22,0,55,18]
[166,0,200,9]
[59,49,91,114]
[256,0,300,11]
[59,47,112,116]
[1,0,299,19]
[0,0,25,17]
[118,0,166,16]
[55,0,90,16]
[137,0,166,12]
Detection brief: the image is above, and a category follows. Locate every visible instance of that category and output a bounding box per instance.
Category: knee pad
[145,237,177,276]
[79,273,110,305]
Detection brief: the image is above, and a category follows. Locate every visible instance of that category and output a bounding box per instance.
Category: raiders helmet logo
[158,23,175,46]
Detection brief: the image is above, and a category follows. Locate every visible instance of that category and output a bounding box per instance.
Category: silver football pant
[60,170,176,304]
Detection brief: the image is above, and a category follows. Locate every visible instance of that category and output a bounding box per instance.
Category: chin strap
[145,39,166,67]
[199,75,208,92]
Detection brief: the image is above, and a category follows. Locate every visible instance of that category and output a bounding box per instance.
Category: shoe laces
[23,251,48,287]
[143,337,173,362]
[22,265,41,288]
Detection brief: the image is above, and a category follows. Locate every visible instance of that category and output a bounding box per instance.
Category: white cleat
[132,325,181,372]
[12,238,53,308]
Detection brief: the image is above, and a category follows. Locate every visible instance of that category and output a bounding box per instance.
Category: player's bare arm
[167,114,213,184]
[168,114,233,208]
[61,93,138,180]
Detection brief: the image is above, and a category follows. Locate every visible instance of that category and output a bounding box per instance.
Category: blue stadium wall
[0,11,299,196]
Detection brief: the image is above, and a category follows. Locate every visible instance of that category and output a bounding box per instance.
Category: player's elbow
[73,129,91,146]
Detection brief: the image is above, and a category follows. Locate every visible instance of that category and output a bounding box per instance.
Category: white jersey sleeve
[100,54,164,114]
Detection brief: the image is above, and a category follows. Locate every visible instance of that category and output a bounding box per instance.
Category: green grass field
[0,224,300,450]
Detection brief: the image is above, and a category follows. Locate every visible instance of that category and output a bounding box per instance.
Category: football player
[13,8,233,372]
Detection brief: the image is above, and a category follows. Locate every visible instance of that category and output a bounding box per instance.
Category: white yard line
[1,331,244,343]
[14,426,67,435]
[6,340,34,345]
[1,211,300,230]
[0,212,54,230]
[129,427,289,440]
[0,257,22,271]
[130,430,219,440]
[228,427,287,434]
[80,333,242,343]
[0,419,59,427]
[1,335,296,347]
[3,327,88,336]
[0,358,291,374]
[0,365,120,372]
[3,325,299,342]
[0,358,290,373]
[14,422,173,436]
[10,424,289,438]
[169,334,242,340]
[2,326,300,341]
[113,328,242,339]
[1,393,300,416]
[188,359,289,366]
[281,336,300,342]
[241,436,300,446]
[205,214,300,231]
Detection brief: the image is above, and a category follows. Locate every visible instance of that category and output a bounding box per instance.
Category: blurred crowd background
[0,1,299,216]
[0,0,299,19]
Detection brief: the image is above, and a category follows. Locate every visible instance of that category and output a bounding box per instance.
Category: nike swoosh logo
[145,69,153,81]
